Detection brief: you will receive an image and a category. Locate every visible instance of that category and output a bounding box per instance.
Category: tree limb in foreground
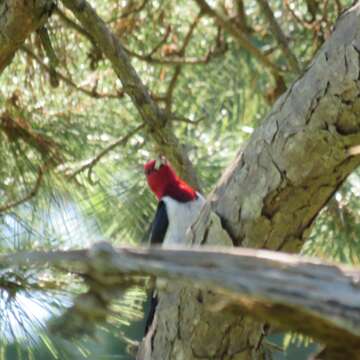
[1,242,360,357]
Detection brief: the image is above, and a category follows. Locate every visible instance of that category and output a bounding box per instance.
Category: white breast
[161,193,205,247]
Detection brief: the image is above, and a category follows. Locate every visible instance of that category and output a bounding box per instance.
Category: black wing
[149,200,168,245]
[142,201,168,336]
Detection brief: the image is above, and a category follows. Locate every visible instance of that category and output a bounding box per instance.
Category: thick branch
[191,4,360,253]
[60,0,200,189]
[2,243,360,356]
[0,0,54,74]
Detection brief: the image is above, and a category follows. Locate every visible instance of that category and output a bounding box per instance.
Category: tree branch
[163,12,203,112]
[255,0,301,74]
[68,123,145,179]
[123,44,226,66]
[194,0,283,75]
[1,243,360,356]
[60,0,200,190]
[55,8,98,49]
[120,0,148,19]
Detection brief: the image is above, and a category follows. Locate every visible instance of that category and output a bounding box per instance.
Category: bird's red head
[144,157,197,202]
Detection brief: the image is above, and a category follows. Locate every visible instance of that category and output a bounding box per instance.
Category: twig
[69,123,145,179]
[0,166,44,213]
[119,0,149,19]
[124,47,226,65]
[107,0,149,22]
[179,12,204,54]
[255,0,301,74]
[164,12,203,112]
[172,115,206,125]
[283,0,315,29]
[165,67,182,113]
[194,0,284,75]
[147,25,172,57]
[123,12,224,68]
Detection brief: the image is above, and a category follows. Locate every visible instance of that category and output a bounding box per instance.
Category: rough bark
[0,0,54,73]
[60,0,200,189]
[147,4,360,359]
[2,243,360,358]
[194,4,360,253]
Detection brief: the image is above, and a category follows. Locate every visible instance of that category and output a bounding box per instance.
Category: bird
[139,156,205,355]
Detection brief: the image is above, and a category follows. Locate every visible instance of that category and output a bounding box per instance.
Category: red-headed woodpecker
[142,157,205,336]
[144,157,205,247]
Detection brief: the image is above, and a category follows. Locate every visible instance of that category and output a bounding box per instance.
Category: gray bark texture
[2,244,360,358]
[0,0,54,73]
[141,4,360,360]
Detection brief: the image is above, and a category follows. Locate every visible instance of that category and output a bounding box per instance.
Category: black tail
[144,292,158,335]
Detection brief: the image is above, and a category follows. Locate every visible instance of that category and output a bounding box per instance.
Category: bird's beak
[154,156,166,170]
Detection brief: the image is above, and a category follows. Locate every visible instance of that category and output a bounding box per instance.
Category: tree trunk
[144,4,360,359]
[0,0,53,73]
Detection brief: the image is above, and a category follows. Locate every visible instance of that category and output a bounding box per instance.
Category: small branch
[107,0,149,22]
[283,0,316,29]
[194,0,284,75]
[124,47,226,66]
[119,0,149,19]
[179,12,204,54]
[163,12,203,112]
[0,166,44,213]
[68,123,145,179]
[164,67,182,113]
[255,0,301,74]
[147,25,172,57]
[172,114,206,125]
